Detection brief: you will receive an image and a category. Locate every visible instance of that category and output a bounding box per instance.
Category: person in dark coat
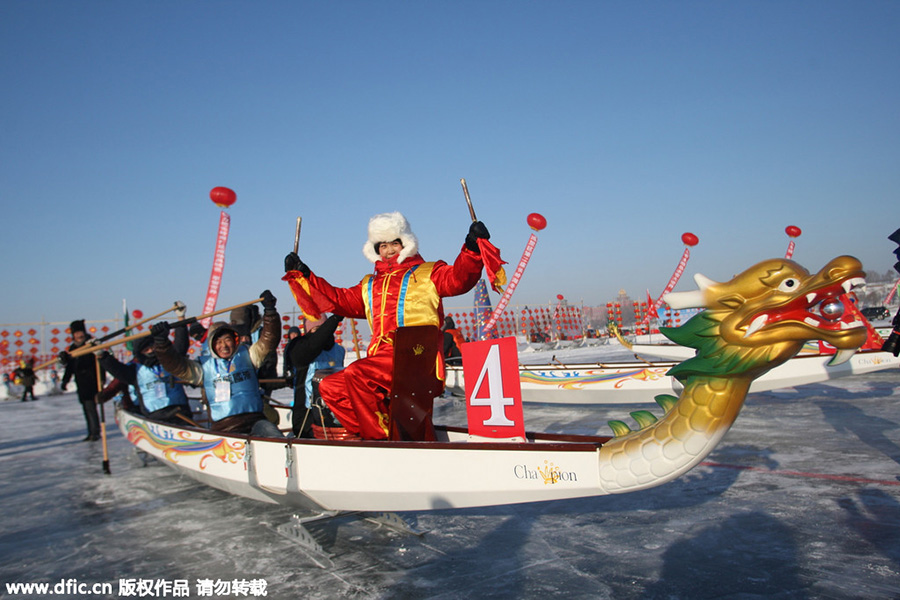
[60,319,105,441]
[282,326,302,383]
[442,316,464,366]
[285,315,344,437]
[14,358,37,401]
[97,324,192,424]
[232,303,279,388]
[153,291,283,437]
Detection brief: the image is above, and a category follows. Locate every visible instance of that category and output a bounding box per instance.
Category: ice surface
[2,343,899,599]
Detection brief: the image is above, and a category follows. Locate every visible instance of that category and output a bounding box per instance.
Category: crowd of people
[48,211,494,443]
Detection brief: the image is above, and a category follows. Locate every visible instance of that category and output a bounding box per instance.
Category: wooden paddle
[95,354,111,475]
[293,216,302,254]
[33,302,184,371]
[460,178,477,222]
[350,318,363,361]
[57,297,263,360]
[175,412,202,428]
[100,302,183,344]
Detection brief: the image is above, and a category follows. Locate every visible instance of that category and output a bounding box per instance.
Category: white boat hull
[116,406,611,512]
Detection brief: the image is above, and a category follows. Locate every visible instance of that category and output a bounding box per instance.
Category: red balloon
[210,186,237,208]
[527,213,547,231]
[681,232,699,247]
[785,225,802,238]
[132,310,143,319]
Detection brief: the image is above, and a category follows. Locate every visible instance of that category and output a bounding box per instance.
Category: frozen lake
[1,358,899,599]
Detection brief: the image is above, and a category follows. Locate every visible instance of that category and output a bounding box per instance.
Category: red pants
[319,351,393,440]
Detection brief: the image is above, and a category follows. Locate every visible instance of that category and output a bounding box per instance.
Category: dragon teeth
[828,348,857,365]
[804,317,819,327]
[744,314,768,337]
[842,277,866,294]
[806,293,817,304]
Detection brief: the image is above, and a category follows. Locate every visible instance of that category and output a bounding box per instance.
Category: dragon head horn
[664,273,719,309]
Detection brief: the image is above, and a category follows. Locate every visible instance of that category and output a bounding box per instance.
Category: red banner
[201,211,230,327]
[481,233,538,335]
[640,247,690,327]
[461,336,525,441]
[884,276,900,305]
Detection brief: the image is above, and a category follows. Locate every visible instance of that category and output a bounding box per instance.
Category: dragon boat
[117,255,872,513]
[442,347,899,405]
[443,280,899,405]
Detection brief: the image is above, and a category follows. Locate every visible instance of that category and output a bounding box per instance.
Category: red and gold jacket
[283,248,484,359]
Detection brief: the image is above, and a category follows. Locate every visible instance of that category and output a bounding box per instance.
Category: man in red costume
[283,211,501,439]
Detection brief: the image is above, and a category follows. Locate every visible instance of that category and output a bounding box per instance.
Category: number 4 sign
[461,336,526,441]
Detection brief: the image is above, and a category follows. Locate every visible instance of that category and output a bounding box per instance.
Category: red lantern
[210,186,237,208]
[51,328,59,335]
[527,213,547,231]
[132,310,143,320]
[681,232,699,247]
[785,225,802,238]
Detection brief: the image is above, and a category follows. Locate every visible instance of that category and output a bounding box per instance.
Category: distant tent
[473,279,498,340]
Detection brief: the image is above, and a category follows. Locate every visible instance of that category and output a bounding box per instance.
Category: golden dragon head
[661,255,869,382]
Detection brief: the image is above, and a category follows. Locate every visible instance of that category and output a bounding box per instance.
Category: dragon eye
[778,278,800,292]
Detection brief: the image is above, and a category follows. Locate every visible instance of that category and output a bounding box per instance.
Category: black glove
[260,290,277,314]
[58,351,71,367]
[151,321,171,344]
[284,252,310,277]
[465,221,490,253]
[189,322,206,341]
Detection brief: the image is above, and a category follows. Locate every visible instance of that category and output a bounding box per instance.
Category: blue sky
[1,1,898,326]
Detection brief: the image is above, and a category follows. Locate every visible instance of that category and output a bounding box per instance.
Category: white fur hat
[362,211,418,264]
